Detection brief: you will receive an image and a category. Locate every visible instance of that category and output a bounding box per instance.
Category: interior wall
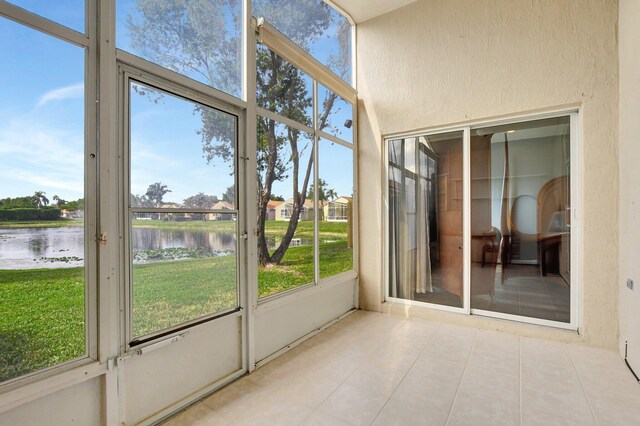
[357,0,619,347]
[617,0,640,365]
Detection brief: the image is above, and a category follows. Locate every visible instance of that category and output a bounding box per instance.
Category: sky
[0,16,85,202]
[0,0,354,207]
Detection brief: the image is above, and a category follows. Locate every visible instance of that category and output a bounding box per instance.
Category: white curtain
[416,177,432,293]
[389,138,433,300]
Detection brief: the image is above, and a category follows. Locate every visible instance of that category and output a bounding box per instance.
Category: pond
[0,226,314,269]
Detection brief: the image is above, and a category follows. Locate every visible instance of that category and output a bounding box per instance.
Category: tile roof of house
[267,200,283,209]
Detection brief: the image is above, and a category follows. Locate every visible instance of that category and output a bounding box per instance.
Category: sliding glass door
[388,132,464,309]
[470,116,571,323]
[387,113,576,327]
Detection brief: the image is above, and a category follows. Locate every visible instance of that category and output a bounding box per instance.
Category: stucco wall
[618,0,640,361]
[357,0,619,347]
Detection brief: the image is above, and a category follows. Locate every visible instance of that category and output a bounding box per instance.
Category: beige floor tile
[473,330,520,358]
[521,383,592,421]
[201,378,265,412]
[301,410,356,426]
[578,369,640,405]
[568,344,625,374]
[521,358,580,388]
[161,402,219,426]
[521,406,596,426]
[447,390,520,426]
[390,373,459,417]
[466,348,520,378]
[588,393,640,426]
[520,337,573,368]
[317,382,390,426]
[422,329,476,363]
[457,366,520,403]
[407,354,467,387]
[161,311,640,426]
[372,398,448,426]
[345,363,409,398]
[262,369,344,409]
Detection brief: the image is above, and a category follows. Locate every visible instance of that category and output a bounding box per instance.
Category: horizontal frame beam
[256,18,356,105]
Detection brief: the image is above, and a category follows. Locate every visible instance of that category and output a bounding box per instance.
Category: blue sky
[6,0,84,32]
[0,1,353,206]
[0,17,85,202]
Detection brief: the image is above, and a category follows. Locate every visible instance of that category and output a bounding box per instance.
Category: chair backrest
[537,175,569,236]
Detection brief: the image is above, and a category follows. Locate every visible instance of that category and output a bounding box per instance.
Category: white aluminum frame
[384,109,581,331]
[0,0,359,420]
[0,0,99,393]
[254,16,359,306]
[117,64,247,352]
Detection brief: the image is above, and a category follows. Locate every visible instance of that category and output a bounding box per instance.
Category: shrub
[0,207,61,221]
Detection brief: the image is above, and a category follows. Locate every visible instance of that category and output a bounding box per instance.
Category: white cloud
[37,82,84,107]
[0,115,84,199]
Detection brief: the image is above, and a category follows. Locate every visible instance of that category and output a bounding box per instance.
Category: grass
[0,235,353,380]
[131,219,349,240]
[0,268,85,382]
[0,219,83,229]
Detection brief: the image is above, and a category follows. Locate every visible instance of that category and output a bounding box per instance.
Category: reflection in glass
[319,140,353,278]
[129,81,236,208]
[257,43,313,126]
[0,19,85,382]
[132,214,238,338]
[388,132,464,308]
[7,0,85,32]
[257,117,315,298]
[252,0,352,84]
[117,0,242,98]
[318,84,353,143]
[470,117,571,323]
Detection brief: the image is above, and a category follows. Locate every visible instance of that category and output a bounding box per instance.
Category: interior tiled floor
[472,264,571,322]
[163,311,640,426]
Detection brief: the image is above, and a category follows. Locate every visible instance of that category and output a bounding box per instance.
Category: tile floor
[163,311,640,425]
[472,264,570,322]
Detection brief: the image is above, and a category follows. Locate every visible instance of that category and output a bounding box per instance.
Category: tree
[145,182,171,207]
[33,191,49,208]
[183,192,218,208]
[307,179,336,202]
[52,195,67,209]
[128,0,350,265]
[270,194,284,201]
[130,194,153,208]
[221,186,235,204]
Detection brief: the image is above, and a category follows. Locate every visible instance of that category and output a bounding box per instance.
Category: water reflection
[0,225,323,269]
[0,227,84,269]
[132,228,237,252]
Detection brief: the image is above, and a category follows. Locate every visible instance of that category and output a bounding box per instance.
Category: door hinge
[97,233,108,245]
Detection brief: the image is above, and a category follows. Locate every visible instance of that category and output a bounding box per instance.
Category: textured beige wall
[357,0,619,347]
[618,0,640,358]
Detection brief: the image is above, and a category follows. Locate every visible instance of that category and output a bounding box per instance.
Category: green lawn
[0,219,83,229]
[131,219,349,240]
[0,237,353,381]
[0,268,85,382]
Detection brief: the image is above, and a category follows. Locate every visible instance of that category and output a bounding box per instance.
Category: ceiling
[330,0,419,23]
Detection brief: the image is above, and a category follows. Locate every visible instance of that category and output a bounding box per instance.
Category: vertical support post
[244,5,258,373]
[463,127,472,313]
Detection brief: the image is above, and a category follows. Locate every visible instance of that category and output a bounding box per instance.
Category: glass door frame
[384,109,580,331]
[117,61,249,357]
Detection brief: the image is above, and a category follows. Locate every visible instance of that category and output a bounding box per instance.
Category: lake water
[0,226,313,270]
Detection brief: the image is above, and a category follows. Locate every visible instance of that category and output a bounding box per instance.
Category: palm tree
[33,191,49,208]
[52,195,66,208]
[145,182,171,207]
[326,189,338,201]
